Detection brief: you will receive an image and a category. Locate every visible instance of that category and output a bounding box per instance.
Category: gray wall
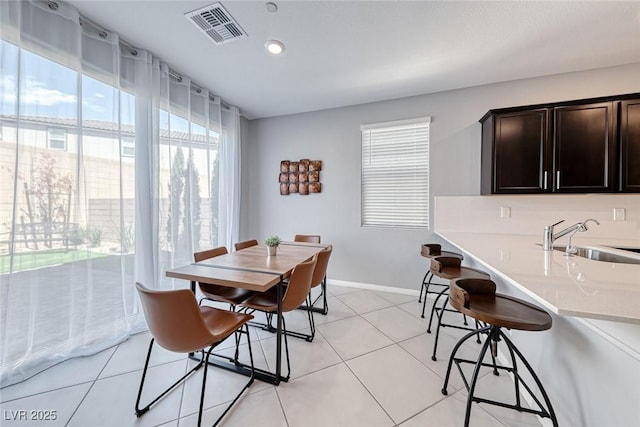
[242,62,640,290]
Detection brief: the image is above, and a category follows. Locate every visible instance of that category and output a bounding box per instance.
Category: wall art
[279,159,322,195]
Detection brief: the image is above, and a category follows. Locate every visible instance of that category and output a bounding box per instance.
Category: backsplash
[434,194,640,243]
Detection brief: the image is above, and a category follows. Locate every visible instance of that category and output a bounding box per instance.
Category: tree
[24,153,73,248]
[209,156,219,246]
[166,146,185,250]
[166,146,201,253]
[182,151,201,251]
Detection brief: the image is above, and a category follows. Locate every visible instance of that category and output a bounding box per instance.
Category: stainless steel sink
[553,246,640,265]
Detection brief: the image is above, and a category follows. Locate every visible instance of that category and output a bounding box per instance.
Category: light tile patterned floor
[0,285,543,427]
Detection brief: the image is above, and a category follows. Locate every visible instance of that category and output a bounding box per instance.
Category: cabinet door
[493,110,550,193]
[553,102,614,192]
[620,99,640,192]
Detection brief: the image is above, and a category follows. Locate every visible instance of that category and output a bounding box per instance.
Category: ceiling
[67,0,640,120]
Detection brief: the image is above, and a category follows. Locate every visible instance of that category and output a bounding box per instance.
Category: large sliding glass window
[0,0,241,387]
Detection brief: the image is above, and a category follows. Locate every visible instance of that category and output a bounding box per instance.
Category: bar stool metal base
[428,285,478,361]
[442,325,559,427]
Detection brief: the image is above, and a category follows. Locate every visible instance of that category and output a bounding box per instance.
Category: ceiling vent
[185,3,247,45]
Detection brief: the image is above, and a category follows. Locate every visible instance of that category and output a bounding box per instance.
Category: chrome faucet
[542,218,600,252]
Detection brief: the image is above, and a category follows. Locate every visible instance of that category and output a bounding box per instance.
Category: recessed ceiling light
[265,2,278,13]
[265,40,285,55]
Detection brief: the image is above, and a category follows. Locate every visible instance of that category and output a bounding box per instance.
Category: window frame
[47,127,67,150]
[360,116,431,229]
[121,136,135,158]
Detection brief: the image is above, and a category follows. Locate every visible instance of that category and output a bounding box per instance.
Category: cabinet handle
[543,171,548,190]
[556,171,561,189]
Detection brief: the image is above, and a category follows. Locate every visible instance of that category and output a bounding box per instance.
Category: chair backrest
[135,282,213,353]
[282,256,317,312]
[194,246,228,262]
[449,278,496,311]
[311,245,332,287]
[235,239,258,251]
[294,234,321,244]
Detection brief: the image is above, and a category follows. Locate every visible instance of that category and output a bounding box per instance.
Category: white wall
[242,62,640,290]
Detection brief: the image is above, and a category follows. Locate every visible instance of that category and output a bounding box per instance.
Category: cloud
[0,75,76,107]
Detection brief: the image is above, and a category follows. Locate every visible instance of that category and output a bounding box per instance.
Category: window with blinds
[361,117,430,229]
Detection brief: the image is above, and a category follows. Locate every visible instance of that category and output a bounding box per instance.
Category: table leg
[190,280,196,358]
[275,275,283,385]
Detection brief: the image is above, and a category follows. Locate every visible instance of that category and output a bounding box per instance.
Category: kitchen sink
[613,247,640,254]
[552,246,640,265]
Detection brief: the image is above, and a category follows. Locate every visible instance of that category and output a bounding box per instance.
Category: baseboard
[326,279,420,297]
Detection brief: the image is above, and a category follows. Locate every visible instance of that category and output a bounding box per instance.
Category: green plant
[264,235,281,247]
[87,227,103,248]
[119,222,135,253]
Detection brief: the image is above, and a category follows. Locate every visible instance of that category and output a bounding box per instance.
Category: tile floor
[0,284,543,427]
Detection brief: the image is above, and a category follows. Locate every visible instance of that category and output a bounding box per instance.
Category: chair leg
[309,277,329,315]
[208,325,256,427]
[322,277,328,315]
[419,270,432,303]
[462,329,494,427]
[431,295,450,361]
[135,338,204,418]
[421,274,436,318]
[282,316,292,380]
[441,326,490,395]
[427,286,448,332]
[306,294,316,342]
[499,330,559,427]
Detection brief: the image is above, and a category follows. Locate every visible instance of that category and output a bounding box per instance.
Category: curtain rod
[50,0,237,111]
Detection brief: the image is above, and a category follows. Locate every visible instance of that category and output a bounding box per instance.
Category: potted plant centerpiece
[264,235,281,256]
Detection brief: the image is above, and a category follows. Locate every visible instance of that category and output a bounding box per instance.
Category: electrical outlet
[500,206,511,218]
[613,208,626,221]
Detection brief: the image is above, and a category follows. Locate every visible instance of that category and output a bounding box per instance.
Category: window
[361,117,430,229]
[47,128,67,150]
[121,136,135,157]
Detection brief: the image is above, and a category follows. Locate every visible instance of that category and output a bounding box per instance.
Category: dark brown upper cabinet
[620,99,640,192]
[553,102,614,192]
[481,109,551,194]
[481,93,639,194]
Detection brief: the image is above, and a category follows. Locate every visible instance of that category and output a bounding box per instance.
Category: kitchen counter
[436,232,640,325]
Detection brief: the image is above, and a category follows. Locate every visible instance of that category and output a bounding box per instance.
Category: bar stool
[427,256,490,361]
[419,244,463,318]
[441,278,558,427]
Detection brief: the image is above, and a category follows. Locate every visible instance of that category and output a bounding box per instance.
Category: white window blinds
[361,117,430,229]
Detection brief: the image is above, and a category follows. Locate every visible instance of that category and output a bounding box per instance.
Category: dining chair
[304,244,332,339]
[269,246,332,342]
[234,239,258,251]
[194,246,256,310]
[294,234,321,243]
[239,256,317,380]
[134,282,254,427]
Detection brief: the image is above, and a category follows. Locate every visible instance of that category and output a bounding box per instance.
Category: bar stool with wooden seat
[235,239,258,251]
[419,243,464,317]
[441,278,558,427]
[427,256,490,361]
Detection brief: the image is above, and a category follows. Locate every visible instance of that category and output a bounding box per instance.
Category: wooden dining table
[165,241,328,385]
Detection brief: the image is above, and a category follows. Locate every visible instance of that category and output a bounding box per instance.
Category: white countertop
[436,232,640,325]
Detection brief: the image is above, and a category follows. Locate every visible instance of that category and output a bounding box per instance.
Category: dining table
[165,240,328,385]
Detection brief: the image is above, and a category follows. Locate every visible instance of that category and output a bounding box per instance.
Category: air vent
[185,3,247,45]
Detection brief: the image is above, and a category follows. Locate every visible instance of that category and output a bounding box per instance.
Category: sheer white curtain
[0,0,241,386]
